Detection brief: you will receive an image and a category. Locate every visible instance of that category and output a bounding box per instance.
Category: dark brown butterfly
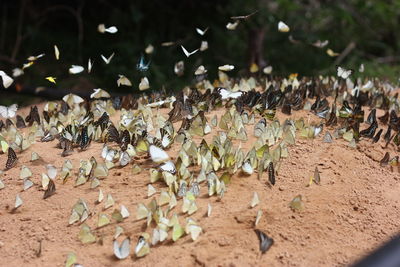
[254,229,274,254]
[107,124,120,143]
[380,152,390,167]
[5,118,14,128]
[268,162,275,185]
[119,130,130,151]
[6,147,17,170]
[16,115,26,128]
[95,112,110,132]
[25,105,40,126]
[60,138,73,157]
[360,121,378,138]
[0,120,4,131]
[378,111,389,124]
[42,110,50,124]
[60,101,69,115]
[366,109,376,125]
[43,179,56,199]
[372,129,383,143]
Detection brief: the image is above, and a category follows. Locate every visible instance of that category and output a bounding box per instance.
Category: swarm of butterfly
[1,9,400,266]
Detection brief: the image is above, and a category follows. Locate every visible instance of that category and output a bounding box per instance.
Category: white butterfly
[62,94,84,105]
[194,65,207,75]
[337,66,353,79]
[0,70,14,88]
[159,161,176,173]
[119,151,131,167]
[226,21,239,30]
[174,61,184,76]
[54,45,60,60]
[98,24,118,34]
[101,53,115,64]
[12,68,24,78]
[88,58,93,73]
[69,65,84,74]
[14,194,23,209]
[102,145,117,162]
[181,45,198,58]
[218,65,235,72]
[113,237,130,260]
[149,145,170,163]
[199,41,208,51]
[196,27,209,36]
[359,63,364,73]
[278,21,290,32]
[263,66,273,74]
[139,77,150,91]
[46,164,57,179]
[312,40,329,48]
[117,75,132,87]
[0,104,18,118]
[27,53,45,61]
[218,88,243,100]
[90,88,110,99]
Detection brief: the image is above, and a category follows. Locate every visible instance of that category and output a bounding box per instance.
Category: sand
[0,104,399,267]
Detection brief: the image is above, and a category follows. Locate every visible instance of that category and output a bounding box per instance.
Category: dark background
[1,0,399,105]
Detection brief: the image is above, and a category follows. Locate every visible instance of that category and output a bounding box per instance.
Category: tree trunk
[248,27,266,70]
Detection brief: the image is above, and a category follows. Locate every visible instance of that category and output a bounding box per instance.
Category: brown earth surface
[0,104,399,267]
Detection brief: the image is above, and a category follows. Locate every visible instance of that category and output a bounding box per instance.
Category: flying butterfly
[181,45,198,58]
[337,66,353,79]
[137,54,151,72]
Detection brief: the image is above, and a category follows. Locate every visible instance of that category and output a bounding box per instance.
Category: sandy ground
[0,104,399,267]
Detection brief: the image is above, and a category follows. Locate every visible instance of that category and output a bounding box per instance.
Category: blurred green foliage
[1,0,399,97]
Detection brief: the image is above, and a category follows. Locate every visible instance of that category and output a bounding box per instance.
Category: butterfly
[278,21,290,32]
[78,126,91,150]
[199,41,208,51]
[114,237,130,260]
[0,70,14,88]
[136,54,151,72]
[16,115,26,128]
[337,66,353,79]
[231,10,258,20]
[0,104,18,118]
[117,75,132,87]
[181,45,198,58]
[88,58,93,73]
[195,27,209,36]
[43,178,56,199]
[45,76,56,84]
[268,162,275,185]
[101,53,115,64]
[312,40,329,48]
[254,229,274,254]
[54,45,60,60]
[139,77,150,91]
[6,147,18,170]
[218,65,235,72]
[327,48,339,57]
[98,24,118,34]
[145,44,154,54]
[174,61,184,76]
[25,105,40,125]
[135,236,150,257]
[90,88,110,99]
[27,53,45,61]
[69,65,84,74]
[226,20,239,30]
